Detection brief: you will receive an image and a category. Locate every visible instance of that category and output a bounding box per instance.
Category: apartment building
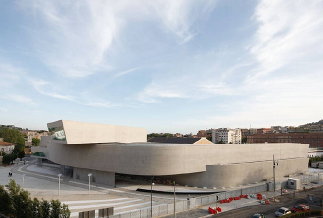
[247,132,323,148]
[22,130,49,146]
[211,128,242,144]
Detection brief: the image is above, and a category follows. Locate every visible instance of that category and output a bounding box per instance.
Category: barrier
[108,173,322,218]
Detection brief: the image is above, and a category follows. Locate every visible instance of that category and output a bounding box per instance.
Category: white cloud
[146,0,323,132]
[113,67,138,78]
[248,0,323,80]
[19,0,216,78]
[3,94,34,105]
[0,61,25,87]
[137,80,192,103]
[29,79,116,108]
[30,79,75,101]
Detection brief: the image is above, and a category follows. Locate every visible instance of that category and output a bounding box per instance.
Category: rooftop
[0,141,14,146]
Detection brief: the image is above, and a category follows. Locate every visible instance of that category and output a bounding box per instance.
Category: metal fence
[109,183,268,218]
[108,173,323,218]
[300,172,323,185]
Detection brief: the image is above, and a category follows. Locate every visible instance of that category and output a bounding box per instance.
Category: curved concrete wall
[174,157,308,188]
[42,137,308,177]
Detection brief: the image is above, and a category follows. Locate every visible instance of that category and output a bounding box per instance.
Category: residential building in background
[256,128,273,134]
[247,132,323,148]
[22,130,49,146]
[211,128,242,144]
[0,138,14,153]
[271,126,289,133]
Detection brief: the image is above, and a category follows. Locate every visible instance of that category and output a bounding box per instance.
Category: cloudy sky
[0,0,322,133]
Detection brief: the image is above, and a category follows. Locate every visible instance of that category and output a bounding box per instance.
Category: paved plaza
[0,160,208,217]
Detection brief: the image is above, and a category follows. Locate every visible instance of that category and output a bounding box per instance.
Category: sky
[0,0,323,133]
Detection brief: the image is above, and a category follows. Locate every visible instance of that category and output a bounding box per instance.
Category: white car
[275,207,291,217]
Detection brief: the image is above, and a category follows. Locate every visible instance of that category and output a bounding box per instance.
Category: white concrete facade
[211,128,242,144]
[33,120,309,188]
[0,144,14,153]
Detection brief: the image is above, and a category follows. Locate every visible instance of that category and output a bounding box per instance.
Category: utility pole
[151,176,154,218]
[273,154,278,201]
[173,181,176,218]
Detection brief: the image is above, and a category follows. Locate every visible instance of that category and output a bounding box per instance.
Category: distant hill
[299,119,323,128]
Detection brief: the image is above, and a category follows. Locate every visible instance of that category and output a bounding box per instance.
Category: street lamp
[58,174,62,196]
[151,177,155,218]
[88,173,92,194]
[22,174,25,186]
[173,181,176,218]
[272,154,278,201]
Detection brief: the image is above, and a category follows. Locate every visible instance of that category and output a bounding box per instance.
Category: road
[213,186,323,218]
[162,186,323,218]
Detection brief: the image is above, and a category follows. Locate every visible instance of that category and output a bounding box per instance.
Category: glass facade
[48,127,66,141]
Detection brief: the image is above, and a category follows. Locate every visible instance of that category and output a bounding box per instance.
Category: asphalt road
[213,186,323,218]
[162,186,323,218]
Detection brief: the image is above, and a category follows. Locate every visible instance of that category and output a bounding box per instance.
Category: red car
[291,204,310,213]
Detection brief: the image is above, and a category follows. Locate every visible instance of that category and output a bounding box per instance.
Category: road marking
[63,198,129,205]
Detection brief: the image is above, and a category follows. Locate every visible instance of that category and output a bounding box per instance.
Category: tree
[0,185,12,216]
[50,200,62,218]
[32,138,40,146]
[40,200,50,218]
[0,128,25,146]
[31,198,41,218]
[0,180,70,218]
[2,153,17,165]
[18,151,25,159]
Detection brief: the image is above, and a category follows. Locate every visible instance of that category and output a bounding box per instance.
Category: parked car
[291,204,310,213]
[252,213,266,218]
[275,207,291,217]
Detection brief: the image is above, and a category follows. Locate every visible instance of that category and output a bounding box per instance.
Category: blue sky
[1,0,323,133]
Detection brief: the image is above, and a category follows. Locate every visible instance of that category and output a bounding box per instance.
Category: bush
[0,180,70,218]
[309,156,323,167]
[2,153,17,165]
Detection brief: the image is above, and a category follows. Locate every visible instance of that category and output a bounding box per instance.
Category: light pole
[22,174,25,186]
[58,174,62,196]
[273,154,278,201]
[88,173,92,194]
[173,181,176,218]
[151,177,154,218]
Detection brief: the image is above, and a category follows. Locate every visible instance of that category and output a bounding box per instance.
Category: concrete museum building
[32,120,309,188]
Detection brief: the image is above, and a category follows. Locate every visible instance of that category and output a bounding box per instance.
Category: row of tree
[0,180,70,218]
[147,133,175,140]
